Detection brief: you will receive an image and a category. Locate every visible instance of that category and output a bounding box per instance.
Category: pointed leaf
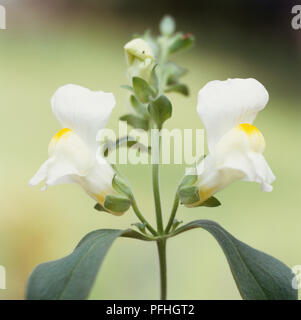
[151,65,159,91]
[132,77,156,103]
[120,85,134,92]
[130,95,148,118]
[26,229,150,300]
[168,33,194,54]
[148,95,172,130]
[120,114,149,130]
[165,62,187,85]
[174,220,297,300]
[200,196,221,207]
[165,83,189,96]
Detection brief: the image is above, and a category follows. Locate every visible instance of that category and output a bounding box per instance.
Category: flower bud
[124,38,154,82]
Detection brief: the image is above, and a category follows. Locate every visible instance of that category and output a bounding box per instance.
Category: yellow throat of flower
[237,123,265,153]
[48,128,72,154]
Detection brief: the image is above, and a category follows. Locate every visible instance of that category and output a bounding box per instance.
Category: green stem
[165,193,180,233]
[156,239,167,300]
[131,197,157,236]
[152,127,164,234]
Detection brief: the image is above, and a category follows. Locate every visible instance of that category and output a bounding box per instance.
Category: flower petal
[197,78,269,153]
[29,157,79,189]
[124,38,154,82]
[193,123,275,205]
[242,152,275,192]
[30,130,92,189]
[79,153,115,203]
[51,84,115,151]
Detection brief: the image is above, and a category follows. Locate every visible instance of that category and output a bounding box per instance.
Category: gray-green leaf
[174,220,298,300]
[120,114,149,130]
[132,77,156,103]
[168,33,194,54]
[148,95,172,130]
[130,95,148,118]
[26,229,150,300]
[165,83,189,96]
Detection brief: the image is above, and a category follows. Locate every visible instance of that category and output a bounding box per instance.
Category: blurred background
[0,0,300,300]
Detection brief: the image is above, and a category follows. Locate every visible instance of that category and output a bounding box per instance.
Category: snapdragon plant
[27,16,297,300]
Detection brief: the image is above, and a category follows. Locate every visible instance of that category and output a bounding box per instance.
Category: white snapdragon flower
[187,78,275,206]
[29,84,128,215]
[124,38,154,82]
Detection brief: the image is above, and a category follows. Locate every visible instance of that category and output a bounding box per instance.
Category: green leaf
[168,33,194,54]
[132,77,156,103]
[130,95,148,118]
[160,15,176,36]
[165,83,189,96]
[120,114,149,130]
[151,65,159,92]
[174,220,298,300]
[171,219,183,232]
[104,195,131,213]
[26,229,150,300]
[148,95,172,129]
[164,62,187,85]
[131,222,147,234]
[120,85,134,92]
[200,196,221,207]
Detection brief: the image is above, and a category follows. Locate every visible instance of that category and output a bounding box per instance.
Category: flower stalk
[156,239,167,300]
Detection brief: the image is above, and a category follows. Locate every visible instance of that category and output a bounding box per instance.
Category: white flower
[29,84,126,216]
[124,38,154,82]
[187,78,275,206]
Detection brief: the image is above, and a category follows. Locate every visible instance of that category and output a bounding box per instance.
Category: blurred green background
[0,0,300,300]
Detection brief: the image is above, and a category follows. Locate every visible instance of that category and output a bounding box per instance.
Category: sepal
[112,174,133,198]
[104,195,131,215]
[178,185,200,205]
[200,197,221,207]
[94,203,108,212]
